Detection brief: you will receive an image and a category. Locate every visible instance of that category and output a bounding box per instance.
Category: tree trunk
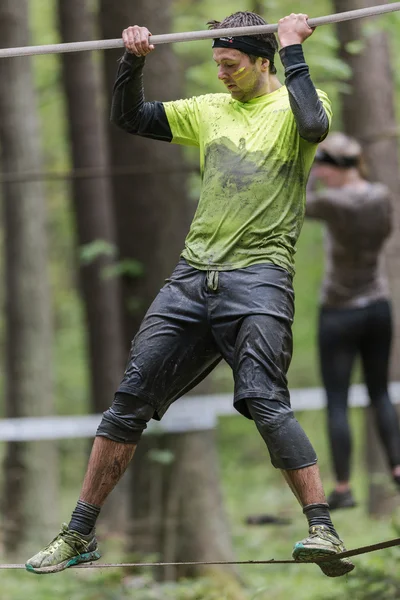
[57,0,128,534]
[251,1,265,16]
[0,0,58,557]
[131,431,237,580]
[333,0,400,515]
[99,0,190,343]
[99,0,237,577]
[57,0,124,415]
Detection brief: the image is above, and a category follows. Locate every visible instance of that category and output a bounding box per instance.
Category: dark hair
[207,11,278,75]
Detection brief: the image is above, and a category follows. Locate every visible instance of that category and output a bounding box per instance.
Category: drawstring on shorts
[206,270,219,291]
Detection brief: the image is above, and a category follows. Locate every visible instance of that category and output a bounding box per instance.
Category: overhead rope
[1,536,399,569]
[0,3,399,58]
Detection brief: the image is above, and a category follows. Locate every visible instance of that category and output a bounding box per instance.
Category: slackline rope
[1,536,399,569]
[0,3,399,58]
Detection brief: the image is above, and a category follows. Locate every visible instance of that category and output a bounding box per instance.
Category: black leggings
[319,299,400,482]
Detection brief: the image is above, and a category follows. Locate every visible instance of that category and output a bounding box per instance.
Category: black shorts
[117,259,295,420]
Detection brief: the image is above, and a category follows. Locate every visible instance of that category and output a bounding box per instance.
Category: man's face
[213,48,264,102]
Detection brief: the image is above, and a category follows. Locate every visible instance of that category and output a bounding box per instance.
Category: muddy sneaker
[25,524,100,574]
[292,525,355,577]
[327,489,357,511]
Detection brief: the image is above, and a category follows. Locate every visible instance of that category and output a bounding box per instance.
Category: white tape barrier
[0,383,400,441]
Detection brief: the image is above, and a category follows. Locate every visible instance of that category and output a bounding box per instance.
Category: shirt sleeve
[279,44,332,143]
[163,97,201,147]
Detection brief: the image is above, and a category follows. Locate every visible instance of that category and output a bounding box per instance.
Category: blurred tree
[99,4,190,340]
[333,0,400,516]
[0,0,59,556]
[251,0,265,16]
[99,0,237,579]
[57,0,124,416]
[57,0,128,532]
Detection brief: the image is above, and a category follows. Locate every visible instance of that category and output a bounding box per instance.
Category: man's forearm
[110,52,172,141]
[279,44,329,143]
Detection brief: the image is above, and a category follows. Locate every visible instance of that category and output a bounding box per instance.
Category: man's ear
[260,57,270,72]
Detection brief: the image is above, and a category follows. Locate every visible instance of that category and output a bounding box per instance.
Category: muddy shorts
[116,258,295,420]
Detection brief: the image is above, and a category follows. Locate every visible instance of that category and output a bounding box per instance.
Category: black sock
[303,503,338,538]
[69,500,101,535]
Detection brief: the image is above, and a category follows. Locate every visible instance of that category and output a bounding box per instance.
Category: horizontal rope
[0,164,199,184]
[0,3,399,58]
[1,536,399,569]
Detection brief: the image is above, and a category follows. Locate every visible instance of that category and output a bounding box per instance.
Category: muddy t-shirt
[164,88,332,274]
[306,183,392,308]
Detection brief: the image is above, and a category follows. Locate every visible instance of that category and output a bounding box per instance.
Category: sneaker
[327,489,357,510]
[292,525,355,577]
[25,524,101,574]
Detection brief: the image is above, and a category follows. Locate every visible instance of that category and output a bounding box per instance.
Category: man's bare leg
[66,437,137,535]
[281,463,337,534]
[282,463,326,507]
[25,436,136,573]
[79,437,137,505]
[26,393,156,573]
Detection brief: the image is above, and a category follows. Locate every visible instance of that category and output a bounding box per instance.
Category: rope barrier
[0,165,199,184]
[0,3,399,58]
[1,536,399,569]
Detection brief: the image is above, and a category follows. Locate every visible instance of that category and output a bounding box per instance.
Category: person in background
[307,131,400,510]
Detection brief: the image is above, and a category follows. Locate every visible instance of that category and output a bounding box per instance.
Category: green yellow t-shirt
[164,87,332,275]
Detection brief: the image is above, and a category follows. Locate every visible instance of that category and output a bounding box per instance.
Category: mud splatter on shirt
[164,88,332,274]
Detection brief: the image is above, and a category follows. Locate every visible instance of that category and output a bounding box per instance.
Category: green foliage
[0,571,245,600]
[120,575,245,600]
[147,448,176,465]
[79,240,118,265]
[102,259,144,280]
[345,39,365,55]
[79,241,144,281]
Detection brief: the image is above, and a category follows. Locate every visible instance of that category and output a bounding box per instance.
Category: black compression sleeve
[110,52,173,142]
[279,44,329,143]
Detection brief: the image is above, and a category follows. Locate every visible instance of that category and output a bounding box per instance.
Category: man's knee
[96,392,155,444]
[246,397,317,470]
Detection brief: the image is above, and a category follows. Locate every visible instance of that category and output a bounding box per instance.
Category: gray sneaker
[292,525,355,577]
[25,524,101,574]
